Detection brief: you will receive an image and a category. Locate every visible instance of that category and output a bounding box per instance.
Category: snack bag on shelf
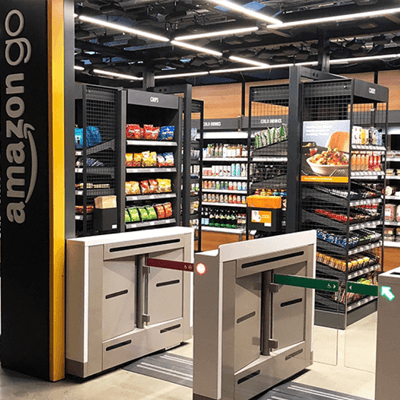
[155,204,166,219]
[128,207,140,222]
[150,151,157,167]
[160,126,175,141]
[140,180,150,194]
[126,124,142,139]
[138,207,150,221]
[157,154,166,167]
[142,151,151,167]
[149,179,158,193]
[157,179,172,193]
[126,153,133,167]
[75,127,83,149]
[146,206,157,220]
[163,202,173,218]
[133,153,142,167]
[125,181,140,195]
[125,209,131,223]
[86,126,102,147]
[152,127,160,140]
[163,152,174,167]
[143,125,159,140]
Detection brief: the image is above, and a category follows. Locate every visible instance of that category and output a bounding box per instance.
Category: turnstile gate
[66,227,193,378]
[193,231,316,400]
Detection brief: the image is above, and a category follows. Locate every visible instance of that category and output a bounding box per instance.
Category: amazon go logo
[3,10,36,224]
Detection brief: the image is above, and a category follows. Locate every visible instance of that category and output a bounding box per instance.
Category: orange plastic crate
[246,195,282,209]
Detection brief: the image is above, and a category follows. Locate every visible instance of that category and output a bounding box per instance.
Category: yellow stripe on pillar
[48,0,66,382]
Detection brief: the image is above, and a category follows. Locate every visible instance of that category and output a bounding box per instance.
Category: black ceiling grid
[74,0,400,87]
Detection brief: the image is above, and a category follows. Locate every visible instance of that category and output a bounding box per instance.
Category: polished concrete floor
[0,313,377,400]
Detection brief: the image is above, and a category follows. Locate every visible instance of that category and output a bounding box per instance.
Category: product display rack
[298,78,388,329]
[120,89,183,232]
[247,84,289,239]
[201,120,248,236]
[74,84,122,237]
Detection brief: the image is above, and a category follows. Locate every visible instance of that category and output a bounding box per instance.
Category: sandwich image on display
[325,131,350,153]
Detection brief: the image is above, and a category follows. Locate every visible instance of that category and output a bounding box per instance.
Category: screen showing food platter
[301,120,350,183]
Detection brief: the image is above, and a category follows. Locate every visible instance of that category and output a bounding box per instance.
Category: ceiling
[74,0,400,86]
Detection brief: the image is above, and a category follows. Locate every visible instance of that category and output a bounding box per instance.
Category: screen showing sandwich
[301,120,350,183]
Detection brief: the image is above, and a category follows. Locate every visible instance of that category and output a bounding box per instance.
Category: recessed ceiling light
[229,55,270,67]
[92,69,143,80]
[171,40,223,57]
[155,71,209,79]
[267,7,400,29]
[209,0,282,25]
[175,26,258,41]
[79,15,169,42]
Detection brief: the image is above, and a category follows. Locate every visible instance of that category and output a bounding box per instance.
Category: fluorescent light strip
[171,40,223,57]
[330,53,400,64]
[74,65,85,71]
[79,15,169,42]
[229,55,270,67]
[268,7,400,29]
[209,0,282,25]
[175,26,258,41]
[155,71,209,79]
[210,66,263,74]
[93,69,143,81]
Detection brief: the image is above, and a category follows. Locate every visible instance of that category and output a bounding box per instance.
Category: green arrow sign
[347,282,378,297]
[274,274,338,292]
[381,286,395,301]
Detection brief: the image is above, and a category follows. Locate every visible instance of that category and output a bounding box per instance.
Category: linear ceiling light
[171,40,223,57]
[175,26,258,41]
[155,71,209,79]
[79,15,169,42]
[210,66,264,74]
[267,7,400,29]
[74,65,85,71]
[93,69,143,80]
[330,53,400,64]
[229,55,270,67]
[209,0,282,25]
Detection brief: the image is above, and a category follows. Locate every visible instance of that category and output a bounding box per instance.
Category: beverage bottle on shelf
[241,163,246,176]
[230,145,235,158]
[225,210,232,229]
[236,144,241,158]
[232,211,238,229]
[220,210,226,228]
[242,145,248,158]
[355,152,361,171]
[231,163,236,176]
[209,209,215,227]
[351,153,356,171]
[214,210,220,227]
[204,208,210,226]
[210,143,215,157]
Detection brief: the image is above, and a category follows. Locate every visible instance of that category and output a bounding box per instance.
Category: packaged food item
[125,209,131,223]
[126,124,142,139]
[396,205,400,222]
[138,207,150,221]
[163,152,174,167]
[128,207,140,222]
[160,126,175,141]
[132,153,142,167]
[140,180,150,194]
[163,202,173,218]
[125,181,140,195]
[143,125,159,140]
[157,154,166,167]
[158,179,172,193]
[146,206,157,220]
[149,179,158,194]
[142,151,157,167]
[385,204,396,221]
[155,204,166,219]
[126,153,133,167]
[386,186,395,196]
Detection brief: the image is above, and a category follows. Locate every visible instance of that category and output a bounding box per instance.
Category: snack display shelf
[203,157,247,162]
[351,171,384,178]
[202,189,247,195]
[75,167,115,176]
[385,176,400,180]
[350,198,382,206]
[349,220,381,231]
[201,226,245,234]
[347,296,376,312]
[251,156,288,162]
[317,238,382,257]
[126,193,176,202]
[386,157,400,162]
[125,218,176,230]
[75,188,114,196]
[317,262,380,281]
[385,196,400,200]
[352,145,386,151]
[75,139,116,157]
[382,221,400,226]
[75,214,93,221]
[126,140,177,147]
[349,264,381,280]
[384,241,400,248]
[126,167,177,173]
[203,202,247,208]
[202,175,247,181]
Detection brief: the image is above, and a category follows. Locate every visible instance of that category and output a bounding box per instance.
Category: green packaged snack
[125,209,131,223]
[128,207,140,222]
[146,206,157,220]
[138,207,150,221]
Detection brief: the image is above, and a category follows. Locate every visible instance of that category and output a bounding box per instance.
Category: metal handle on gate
[137,255,149,328]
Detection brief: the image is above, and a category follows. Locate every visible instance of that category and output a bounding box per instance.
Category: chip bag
[125,209,131,223]
[158,179,172,193]
[146,206,157,220]
[157,154,166,167]
[133,153,142,167]
[138,207,150,221]
[163,152,174,167]
[128,207,140,222]
[149,179,158,193]
[140,180,150,194]
[126,153,133,167]
[160,126,175,141]
[155,204,165,219]
[163,202,173,218]
[126,124,142,139]
[142,151,151,167]
[125,181,140,195]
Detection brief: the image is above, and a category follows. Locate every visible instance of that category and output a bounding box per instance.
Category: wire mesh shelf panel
[299,79,387,321]
[75,85,119,237]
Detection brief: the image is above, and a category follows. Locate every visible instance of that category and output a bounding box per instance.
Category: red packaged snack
[149,179,158,194]
[126,124,142,139]
[155,204,165,219]
[143,125,154,140]
[140,180,150,194]
[163,202,173,218]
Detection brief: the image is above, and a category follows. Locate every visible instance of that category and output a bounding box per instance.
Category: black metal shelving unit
[120,89,183,232]
[74,84,122,237]
[298,77,388,329]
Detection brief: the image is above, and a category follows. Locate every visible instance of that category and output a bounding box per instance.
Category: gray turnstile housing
[66,227,193,378]
[375,266,400,400]
[193,231,315,400]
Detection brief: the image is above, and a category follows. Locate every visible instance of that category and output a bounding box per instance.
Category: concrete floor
[0,313,377,400]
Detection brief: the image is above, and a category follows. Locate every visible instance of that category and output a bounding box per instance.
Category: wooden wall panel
[192,83,242,119]
[344,72,374,82]
[383,247,400,272]
[379,70,400,110]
